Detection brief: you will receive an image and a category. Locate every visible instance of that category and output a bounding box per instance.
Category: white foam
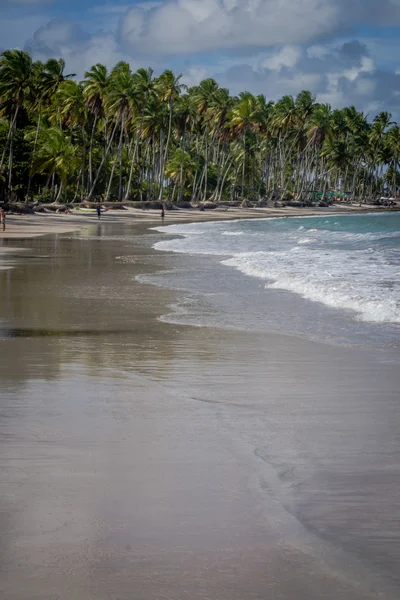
[223,247,400,324]
[221,231,244,236]
[152,214,400,325]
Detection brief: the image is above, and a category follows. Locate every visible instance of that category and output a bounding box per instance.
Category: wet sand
[0,201,393,239]
[1,221,400,599]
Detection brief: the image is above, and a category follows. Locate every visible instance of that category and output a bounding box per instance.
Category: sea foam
[152,214,400,324]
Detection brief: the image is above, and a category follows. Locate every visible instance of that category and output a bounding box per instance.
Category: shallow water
[1,222,400,600]
[150,212,400,344]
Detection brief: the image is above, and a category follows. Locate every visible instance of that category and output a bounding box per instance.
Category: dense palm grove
[1,48,399,205]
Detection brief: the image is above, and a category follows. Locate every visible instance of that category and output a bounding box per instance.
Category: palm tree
[190,78,220,200]
[87,63,135,200]
[142,96,169,200]
[229,92,260,200]
[124,67,155,200]
[24,58,74,201]
[82,63,108,190]
[384,124,400,198]
[155,70,186,200]
[165,148,199,200]
[52,80,87,198]
[0,49,34,198]
[31,125,77,201]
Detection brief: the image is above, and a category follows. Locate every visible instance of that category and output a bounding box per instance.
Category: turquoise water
[153,212,400,326]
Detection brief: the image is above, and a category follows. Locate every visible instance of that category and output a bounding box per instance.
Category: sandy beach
[1,209,399,600]
[0,201,393,240]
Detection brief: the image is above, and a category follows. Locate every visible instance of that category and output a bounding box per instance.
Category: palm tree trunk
[171,180,178,202]
[178,123,187,202]
[241,129,246,199]
[203,125,209,201]
[87,117,119,200]
[164,97,173,164]
[0,105,19,175]
[218,158,233,202]
[158,130,165,201]
[50,173,56,201]
[393,154,397,199]
[56,181,63,202]
[118,116,125,201]
[106,152,118,201]
[88,114,98,191]
[7,128,14,201]
[25,108,42,203]
[231,165,241,200]
[81,127,86,201]
[73,169,82,202]
[191,170,198,202]
[125,109,145,200]
[38,174,52,202]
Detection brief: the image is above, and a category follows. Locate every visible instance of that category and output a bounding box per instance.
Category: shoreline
[0,203,397,243]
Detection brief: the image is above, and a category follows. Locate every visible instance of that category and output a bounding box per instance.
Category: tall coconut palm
[165,148,199,200]
[82,63,108,190]
[229,92,260,200]
[124,67,155,200]
[52,80,87,198]
[31,125,78,201]
[142,96,169,199]
[105,63,138,200]
[155,70,186,200]
[87,63,135,200]
[384,124,400,198]
[190,78,221,200]
[0,49,34,198]
[24,58,74,201]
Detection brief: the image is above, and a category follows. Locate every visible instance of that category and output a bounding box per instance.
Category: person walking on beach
[96,203,101,220]
[161,205,165,220]
[0,206,6,231]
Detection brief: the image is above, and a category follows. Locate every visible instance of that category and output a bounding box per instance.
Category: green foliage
[0,48,399,203]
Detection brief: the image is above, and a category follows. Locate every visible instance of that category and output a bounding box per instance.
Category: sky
[1,0,400,119]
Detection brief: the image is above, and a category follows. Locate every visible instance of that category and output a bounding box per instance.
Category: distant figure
[161,205,165,220]
[0,206,6,231]
[96,204,101,220]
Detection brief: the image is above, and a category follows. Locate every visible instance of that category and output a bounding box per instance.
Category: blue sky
[1,0,400,119]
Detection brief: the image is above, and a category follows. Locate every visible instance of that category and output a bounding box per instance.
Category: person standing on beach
[161,205,165,220]
[0,206,6,231]
[96,204,101,220]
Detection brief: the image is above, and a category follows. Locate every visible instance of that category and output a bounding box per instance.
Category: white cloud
[25,20,129,77]
[261,46,301,71]
[181,67,209,87]
[2,0,400,119]
[120,0,341,55]
[198,38,400,118]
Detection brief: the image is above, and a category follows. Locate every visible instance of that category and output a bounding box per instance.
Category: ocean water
[147,212,400,347]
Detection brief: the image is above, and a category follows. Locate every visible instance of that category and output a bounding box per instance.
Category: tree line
[0,48,399,205]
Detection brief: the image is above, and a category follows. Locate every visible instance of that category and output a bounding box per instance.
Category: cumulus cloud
[26,19,89,55]
[119,0,341,55]
[208,40,400,118]
[261,46,302,71]
[2,0,400,118]
[24,19,129,77]
[116,0,400,56]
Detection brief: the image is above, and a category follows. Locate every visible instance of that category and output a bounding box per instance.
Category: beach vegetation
[1,49,400,205]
